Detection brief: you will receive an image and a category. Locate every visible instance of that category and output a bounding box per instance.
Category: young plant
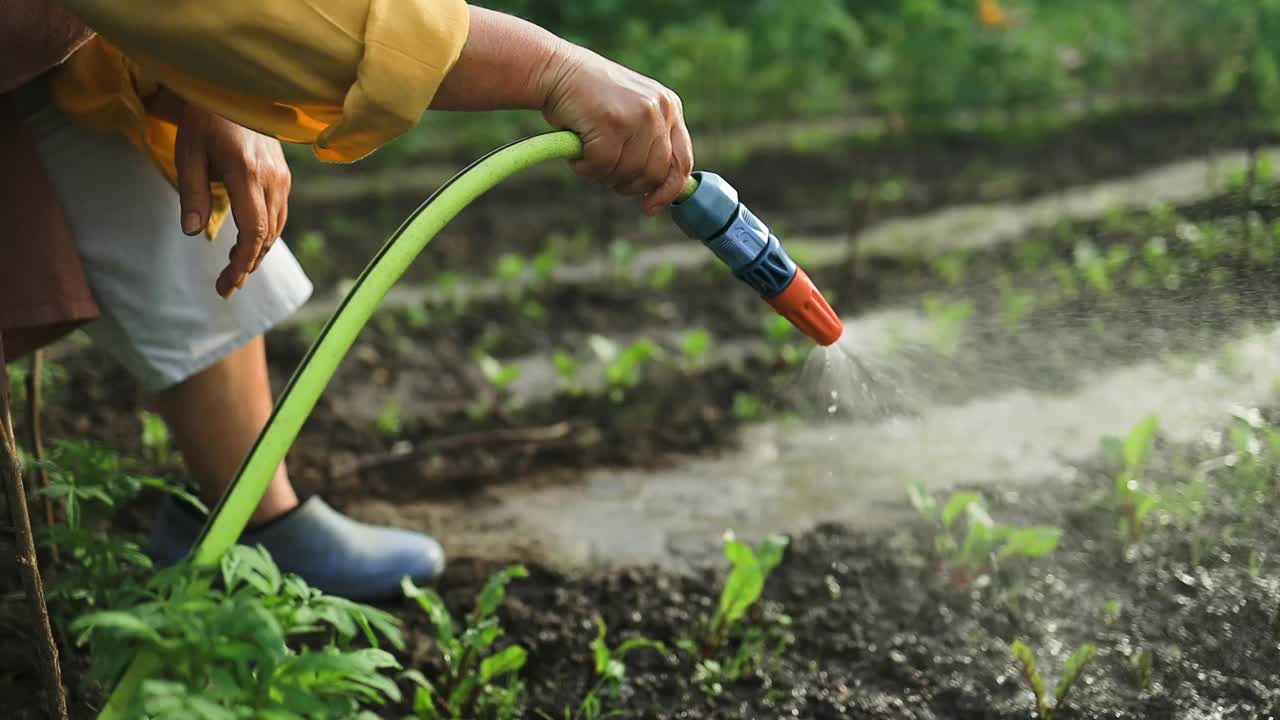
[588,336,662,401]
[1009,641,1097,719]
[679,327,712,369]
[543,617,663,720]
[494,253,527,283]
[995,273,1036,333]
[34,440,206,614]
[138,409,173,465]
[1103,414,1161,543]
[376,397,402,436]
[763,314,794,346]
[477,352,522,391]
[678,533,793,695]
[647,261,677,291]
[531,246,559,288]
[908,483,1060,587]
[551,350,584,396]
[932,249,973,287]
[732,392,764,420]
[922,295,974,357]
[402,566,530,720]
[73,545,405,718]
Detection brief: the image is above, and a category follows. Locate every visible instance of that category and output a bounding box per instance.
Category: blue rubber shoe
[148,495,446,601]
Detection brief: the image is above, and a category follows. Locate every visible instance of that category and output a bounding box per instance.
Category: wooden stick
[27,350,58,564]
[0,337,68,720]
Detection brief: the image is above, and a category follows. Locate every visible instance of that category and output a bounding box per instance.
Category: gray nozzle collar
[670,171,739,241]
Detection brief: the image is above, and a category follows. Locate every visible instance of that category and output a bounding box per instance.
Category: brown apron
[0,95,99,360]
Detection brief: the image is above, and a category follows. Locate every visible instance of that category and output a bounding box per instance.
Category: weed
[402,566,530,720]
[1073,240,1129,296]
[531,247,559,287]
[377,397,402,436]
[908,483,1060,587]
[74,545,404,718]
[923,294,974,357]
[680,328,712,369]
[680,533,792,695]
[590,337,662,400]
[1009,641,1097,719]
[1103,414,1160,543]
[137,410,173,465]
[494,253,526,283]
[648,261,678,291]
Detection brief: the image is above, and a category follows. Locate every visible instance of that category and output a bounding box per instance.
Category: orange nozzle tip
[766,268,844,347]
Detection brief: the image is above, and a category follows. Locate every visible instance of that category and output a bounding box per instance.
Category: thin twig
[0,337,68,719]
[27,350,57,564]
[337,421,573,475]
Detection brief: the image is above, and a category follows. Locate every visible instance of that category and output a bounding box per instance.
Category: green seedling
[680,328,712,369]
[932,249,972,287]
[1133,648,1154,691]
[551,350,584,396]
[405,303,433,330]
[908,482,1060,587]
[542,617,663,720]
[477,352,522,391]
[1049,261,1079,302]
[922,295,974,357]
[732,392,763,420]
[138,410,173,465]
[995,273,1036,333]
[680,533,792,696]
[74,545,404,719]
[494,253,527,282]
[1103,414,1160,543]
[1010,641,1097,719]
[35,440,206,614]
[377,397,402,436]
[590,337,662,399]
[648,261,677,291]
[1016,236,1053,274]
[521,300,548,322]
[1074,241,1129,296]
[531,247,559,287]
[402,566,529,720]
[608,240,639,280]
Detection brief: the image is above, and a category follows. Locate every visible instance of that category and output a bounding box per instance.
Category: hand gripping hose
[98,130,841,718]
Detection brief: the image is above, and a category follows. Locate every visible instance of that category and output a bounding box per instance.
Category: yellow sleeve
[52,0,471,162]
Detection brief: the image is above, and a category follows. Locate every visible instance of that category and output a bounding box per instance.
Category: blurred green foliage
[313,0,1273,170]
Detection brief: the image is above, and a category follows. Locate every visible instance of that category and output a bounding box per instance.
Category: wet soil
[383,411,1280,719]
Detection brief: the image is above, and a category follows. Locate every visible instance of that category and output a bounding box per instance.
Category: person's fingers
[618,128,671,197]
[217,167,269,298]
[253,186,286,273]
[175,118,211,236]
[568,128,624,182]
[642,114,694,215]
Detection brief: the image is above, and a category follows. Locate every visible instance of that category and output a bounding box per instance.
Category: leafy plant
[137,410,173,465]
[551,350,584,396]
[648,261,678,291]
[494,253,526,282]
[932,249,973,287]
[74,545,405,718]
[543,618,663,720]
[402,566,530,720]
[995,273,1036,333]
[908,483,1060,587]
[732,392,763,420]
[1009,641,1097,719]
[34,440,206,615]
[1104,414,1161,543]
[763,314,794,345]
[593,337,663,400]
[478,352,522,391]
[923,295,974,357]
[377,397,402,436]
[680,328,713,369]
[680,533,792,695]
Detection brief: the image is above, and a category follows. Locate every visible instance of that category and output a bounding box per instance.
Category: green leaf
[1122,415,1158,474]
[906,479,934,518]
[614,638,665,658]
[447,675,479,714]
[479,646,528,683]
[1133,493,1161,526]
[1010,641,1046,706]
[402,577,454,645]
[592,617,611,674]
[413,684,440,718]
[941,492,983,528]
[473,565,529,621]
[756,534,789,575]
[1054,644,1098,705]
[998,527,1061,560]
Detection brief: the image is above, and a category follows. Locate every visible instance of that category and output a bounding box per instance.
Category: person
[0,0,694,601]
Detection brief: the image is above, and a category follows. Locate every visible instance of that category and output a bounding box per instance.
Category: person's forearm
[0,0,94,93]
[429,6,567,112]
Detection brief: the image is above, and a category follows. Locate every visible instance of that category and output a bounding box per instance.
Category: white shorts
[18,80,313,392]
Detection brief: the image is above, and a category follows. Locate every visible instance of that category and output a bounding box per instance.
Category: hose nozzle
[671,173,843,346]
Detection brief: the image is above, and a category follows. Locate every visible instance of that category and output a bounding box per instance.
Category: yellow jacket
[49,0,470,238]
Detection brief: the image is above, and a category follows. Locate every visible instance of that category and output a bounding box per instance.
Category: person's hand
[539,45,694,216]
[171,95,292,298]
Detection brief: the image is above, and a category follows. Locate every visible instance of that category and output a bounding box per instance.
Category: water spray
[97,131,845,717]
[672,173,844,346]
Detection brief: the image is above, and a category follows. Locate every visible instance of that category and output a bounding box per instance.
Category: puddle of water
[347,320,1280,572]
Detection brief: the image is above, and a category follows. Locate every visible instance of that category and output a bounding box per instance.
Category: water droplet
[827,404,838,414]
